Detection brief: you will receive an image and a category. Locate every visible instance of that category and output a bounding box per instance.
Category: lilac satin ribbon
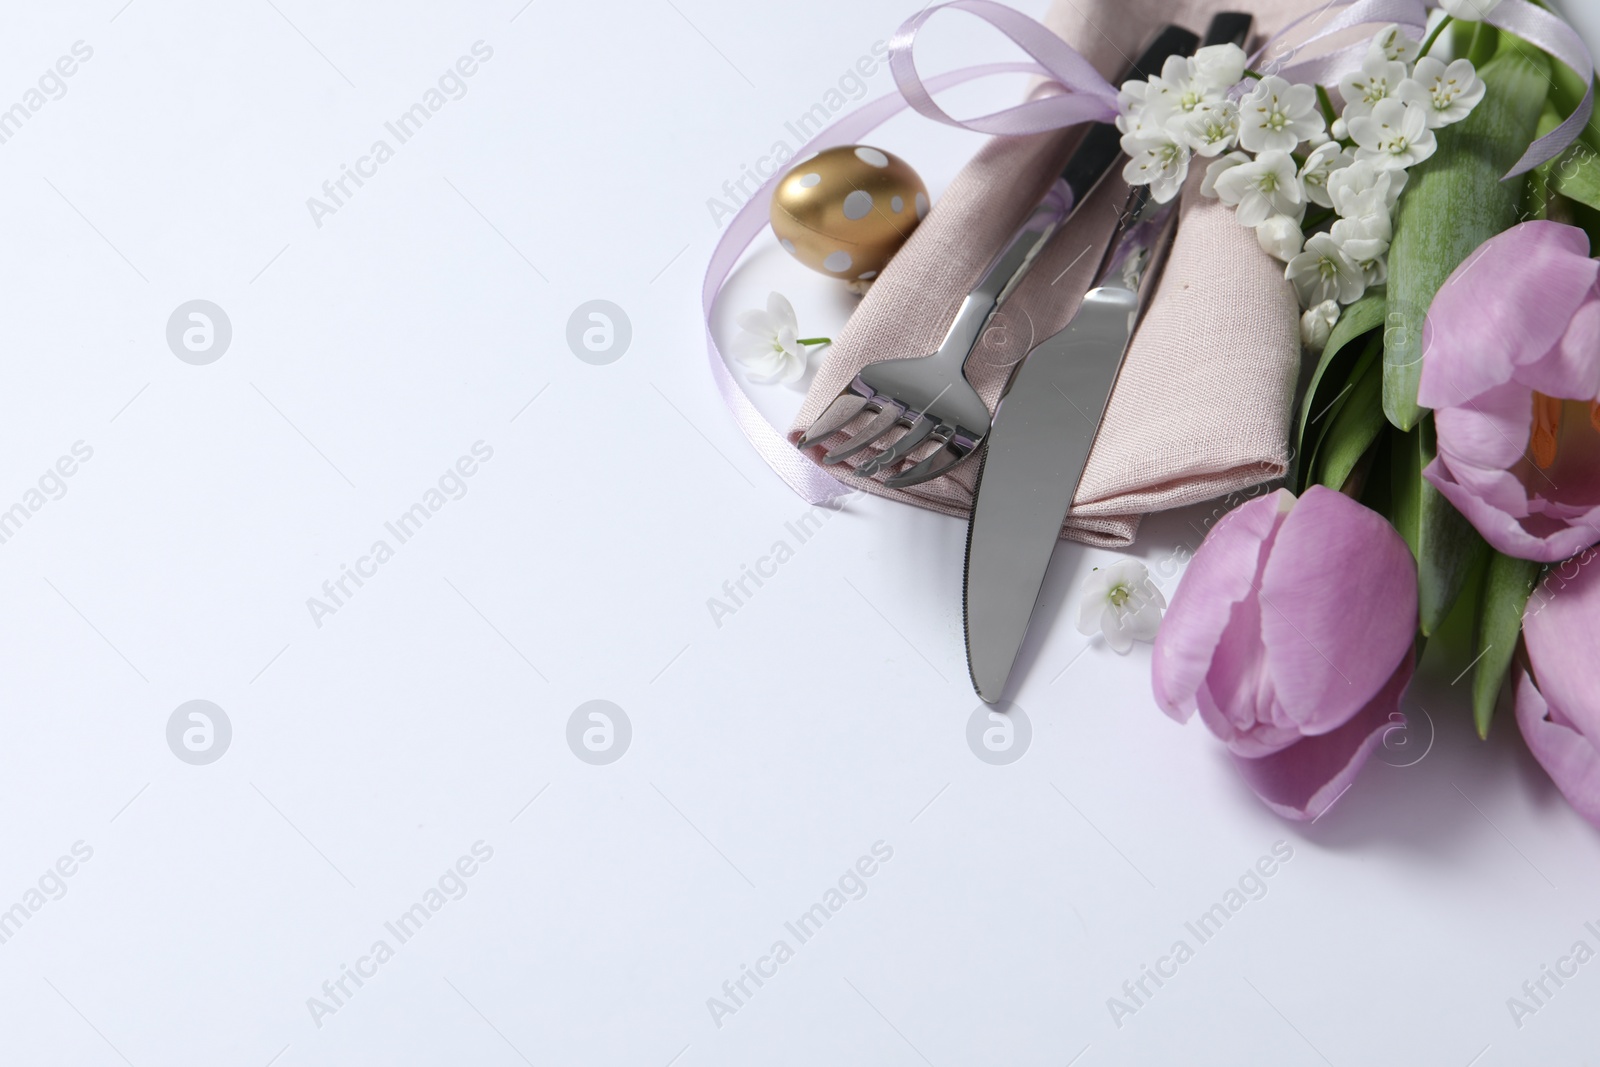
[889,0,1118,133]
[701,1,1116,504]
[1488,0,1595,175]
[1251,0,1593,177]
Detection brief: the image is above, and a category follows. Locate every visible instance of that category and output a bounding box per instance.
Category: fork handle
[931,185,1069,367]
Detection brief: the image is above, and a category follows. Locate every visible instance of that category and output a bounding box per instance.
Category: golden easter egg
[770,145,929,282]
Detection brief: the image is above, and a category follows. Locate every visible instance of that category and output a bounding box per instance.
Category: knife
[962,13,1255,703]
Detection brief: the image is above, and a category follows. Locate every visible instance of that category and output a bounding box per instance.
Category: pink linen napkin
[789,0,1315,546]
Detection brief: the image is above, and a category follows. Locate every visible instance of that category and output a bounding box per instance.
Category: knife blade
[962,12,1255,703]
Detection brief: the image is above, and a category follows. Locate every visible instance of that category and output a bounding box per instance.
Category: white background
[1,1,1598,1064]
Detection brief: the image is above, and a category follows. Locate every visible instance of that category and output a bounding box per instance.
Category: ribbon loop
[887,0,1119,135]
[1490,0,1595,177]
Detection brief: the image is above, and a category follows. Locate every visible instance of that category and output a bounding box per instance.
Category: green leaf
[1554,146,1600,213]
[1383,48,1550,431]
[1313,335,1386,493]
[1389,418,1490,635]
[1294,292,1387,488]
[1472,551,1541,738]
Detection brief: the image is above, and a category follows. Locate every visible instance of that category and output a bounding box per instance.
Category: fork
[796,191,1066,486]
[796,25,1202,490]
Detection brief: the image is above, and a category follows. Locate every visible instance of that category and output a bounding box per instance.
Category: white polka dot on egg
[891,196,903,213]
[842,190,873,220]
[823,250,852,273]
[854,147,890,168]
[915,193,929,219]
[799,173,821,188]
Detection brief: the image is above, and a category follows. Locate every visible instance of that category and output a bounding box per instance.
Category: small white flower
[1201,150,1250,198]
[1299,142,1354,208]
[1399,57,1486,127]
[1170,98,1240,156]
[1332,214,1391,287]
[1115,79,1162,137]
[1076,560,1166,654]
[1339,56,1410,121]
[1327,159,1408,218]
[1192,43,1249,91]
[1300,300,1341,350]
[1117,78,1151,115]
[1256,214,1305,262]
[1121,132,1191,203]
[1348,97,1437,170]
[1238,75,1325,153]
[1440,0,1503,22]
[1213,150,1306,227]
[1307,129,1332,149]
[732,292,808,384]
[1369,24,1421,66]
[1286,231,1368,307]
[1146,54,1225,119]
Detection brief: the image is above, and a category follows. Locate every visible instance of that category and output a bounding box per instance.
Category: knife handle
[1059,25,1201,207]
[1087,13,1255,296]
[1202,12,1255,49]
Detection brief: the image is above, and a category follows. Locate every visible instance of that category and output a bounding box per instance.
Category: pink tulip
[1417,221,1600,563]
[1515,546,1600,827]
[1152,486,1418,820]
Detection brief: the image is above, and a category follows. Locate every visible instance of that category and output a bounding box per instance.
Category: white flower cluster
[1117,26,1487,350]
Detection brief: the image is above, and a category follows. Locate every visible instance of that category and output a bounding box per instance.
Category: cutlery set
[799,13,1254,703]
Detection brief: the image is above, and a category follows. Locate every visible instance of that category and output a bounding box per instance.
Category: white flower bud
[1257,215,1306,262]
[1331,118,1349,140]
[1301,300,1341,351]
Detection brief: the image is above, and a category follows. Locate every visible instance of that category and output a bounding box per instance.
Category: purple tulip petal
[1193,588,1301,758]
[1523,553,1600,735]
[1256,486,1417,734]
[1152,490,1291,722]
[1515,670,1600,828]
[1428,458,1600,563]
[1521,298,1600,399]
[1432,382,1531,476]
[1231,653,1412,821]
[1418,222,1599,409]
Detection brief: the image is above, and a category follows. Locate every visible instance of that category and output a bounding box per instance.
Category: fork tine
[822,405,904,464]
[881,438,975,488]
[859,416,940,477]
[797,392,871,448]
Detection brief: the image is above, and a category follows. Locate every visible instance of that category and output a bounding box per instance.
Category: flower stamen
[1532,391,1563,469]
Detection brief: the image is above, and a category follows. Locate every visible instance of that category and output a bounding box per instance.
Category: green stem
[1417,15,1453,59]
[1466,22,1499,66]
[1243,69,1265,80]
[1315,84,1339,127]
[796,337,831,346]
